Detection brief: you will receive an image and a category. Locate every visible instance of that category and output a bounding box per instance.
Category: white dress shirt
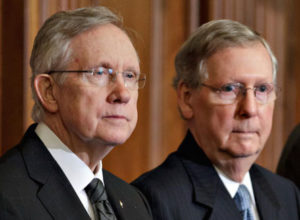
[214,166,260,220]
[35,122,103,220]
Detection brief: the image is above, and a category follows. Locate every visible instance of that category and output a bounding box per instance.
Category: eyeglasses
[47,66,146,90]
[201,82,277,105]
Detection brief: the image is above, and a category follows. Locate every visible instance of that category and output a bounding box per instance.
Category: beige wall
[0,0,299,182]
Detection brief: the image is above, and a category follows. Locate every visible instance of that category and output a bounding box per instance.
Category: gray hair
[173,19,278,89]
[30,6,124,122]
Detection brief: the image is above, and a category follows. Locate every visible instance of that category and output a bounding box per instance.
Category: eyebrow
[92,62,140,73]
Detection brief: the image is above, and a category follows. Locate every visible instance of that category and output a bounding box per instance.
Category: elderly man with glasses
[133,20,300,220]
[0,7,151,220]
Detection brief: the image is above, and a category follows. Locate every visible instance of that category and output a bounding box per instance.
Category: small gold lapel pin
[119,200,123,208]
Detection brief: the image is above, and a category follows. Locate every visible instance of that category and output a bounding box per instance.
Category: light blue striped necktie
[234,184,254,220]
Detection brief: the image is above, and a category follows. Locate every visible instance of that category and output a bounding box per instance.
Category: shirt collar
[214,165,256,205]
[35,122,104,194]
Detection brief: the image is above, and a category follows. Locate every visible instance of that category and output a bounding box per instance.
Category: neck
[215,156,255,182]
[42,116,113,172]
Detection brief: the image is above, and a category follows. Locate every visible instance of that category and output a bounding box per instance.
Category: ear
[34,74,58,113]
[177,81,194,120]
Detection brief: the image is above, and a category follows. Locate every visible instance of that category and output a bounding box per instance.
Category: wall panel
[1,0,25,153]
[286,0,300,128]
[0,0,2,151]
[1,0,299,182]
[160,0,188,163]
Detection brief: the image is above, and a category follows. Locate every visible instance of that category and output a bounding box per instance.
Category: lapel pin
[119,200,123,208]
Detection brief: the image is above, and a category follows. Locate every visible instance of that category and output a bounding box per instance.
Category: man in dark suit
[133,20,300,220]
[0,7,151,220]
[277,123,300,188]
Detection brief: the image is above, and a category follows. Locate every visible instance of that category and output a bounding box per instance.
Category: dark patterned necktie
[85,178,117,220]
[233,184,254,220]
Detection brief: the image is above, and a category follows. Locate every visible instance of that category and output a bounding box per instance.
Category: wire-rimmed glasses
[47,66,146,90]
[201,82,277,105]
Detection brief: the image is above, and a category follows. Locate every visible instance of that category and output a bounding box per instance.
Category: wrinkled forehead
[68,24,140,70]
[204,43,273,83]
[206,40,275,78]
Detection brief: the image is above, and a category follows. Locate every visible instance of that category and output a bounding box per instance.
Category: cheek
[58,87,80,113]
[193,104,234,147]
[210,106,235,137]
[260,104,274,136]
[130,95,138,123]
[59,86,100,121]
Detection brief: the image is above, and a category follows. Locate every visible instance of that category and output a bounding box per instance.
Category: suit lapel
[104,171,135,220]
[103,171,151,220]
[20,124,90,220]
[251,166,280,220]
[104,179,127,220]
[181,159,242,219]
[178,131,242,219]
[37,172,90,220]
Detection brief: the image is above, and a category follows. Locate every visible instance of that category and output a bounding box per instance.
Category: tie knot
[234,184,252,211]
[85,178,107,204]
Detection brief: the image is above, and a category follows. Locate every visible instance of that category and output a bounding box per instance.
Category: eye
[108,68,114,74]
[124,71,137,80]
[95,67,105,75]
[256,84,272,93]
[220,83,238,93]
[95,67,113,75]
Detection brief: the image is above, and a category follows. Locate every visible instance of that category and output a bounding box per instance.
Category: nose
[237,89,258,118]
[107,75,131,104]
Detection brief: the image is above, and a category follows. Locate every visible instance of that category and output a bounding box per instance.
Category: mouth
[232,130,258,135]
[103,115,129,121]
[232,130,256,133]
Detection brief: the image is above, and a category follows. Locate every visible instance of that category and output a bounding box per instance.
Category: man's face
[184,43,275,167]
[55,24,139,147]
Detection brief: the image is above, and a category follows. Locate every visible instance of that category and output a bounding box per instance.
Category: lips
[232,130,256,133]
[232,129,258,136]
[103,115,129,121]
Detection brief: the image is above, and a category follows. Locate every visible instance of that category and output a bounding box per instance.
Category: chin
[227,147,261,158]
[221,141,261,158]
[103,132,131,146]
[83,131,128,147]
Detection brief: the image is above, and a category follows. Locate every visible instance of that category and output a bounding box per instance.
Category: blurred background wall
[0,0,299,182]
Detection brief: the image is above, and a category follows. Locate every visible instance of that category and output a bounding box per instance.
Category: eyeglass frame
[46,67,146,90]
[200,82,278,105]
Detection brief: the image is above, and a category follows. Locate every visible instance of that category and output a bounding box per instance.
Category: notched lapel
[21,126,90,220]
[105,187,126,220]
[251,166,280,220]
[177,131,242,219]
[37,173,90,220]
[182,159,242,219]
[104,171,152,220]
[105,178,138,220]
[207,186,241,220]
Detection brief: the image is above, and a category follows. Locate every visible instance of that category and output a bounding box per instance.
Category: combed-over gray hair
[173,19,278,89]
[30,6,124,122]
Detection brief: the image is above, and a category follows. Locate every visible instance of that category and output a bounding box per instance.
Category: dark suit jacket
[277,123,300,188]
[132,131,300,220]
[0,124,152,220]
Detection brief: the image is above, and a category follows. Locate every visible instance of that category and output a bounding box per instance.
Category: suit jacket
[0,124,152,220]
[132,131,300,220]
[277,123,300,188]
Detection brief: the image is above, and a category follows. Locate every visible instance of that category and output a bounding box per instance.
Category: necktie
[233,184,254,220]
[85,178,117,220]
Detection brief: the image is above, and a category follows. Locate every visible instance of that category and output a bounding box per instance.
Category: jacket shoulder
[251,164,300,219]
[132,152,189,189]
